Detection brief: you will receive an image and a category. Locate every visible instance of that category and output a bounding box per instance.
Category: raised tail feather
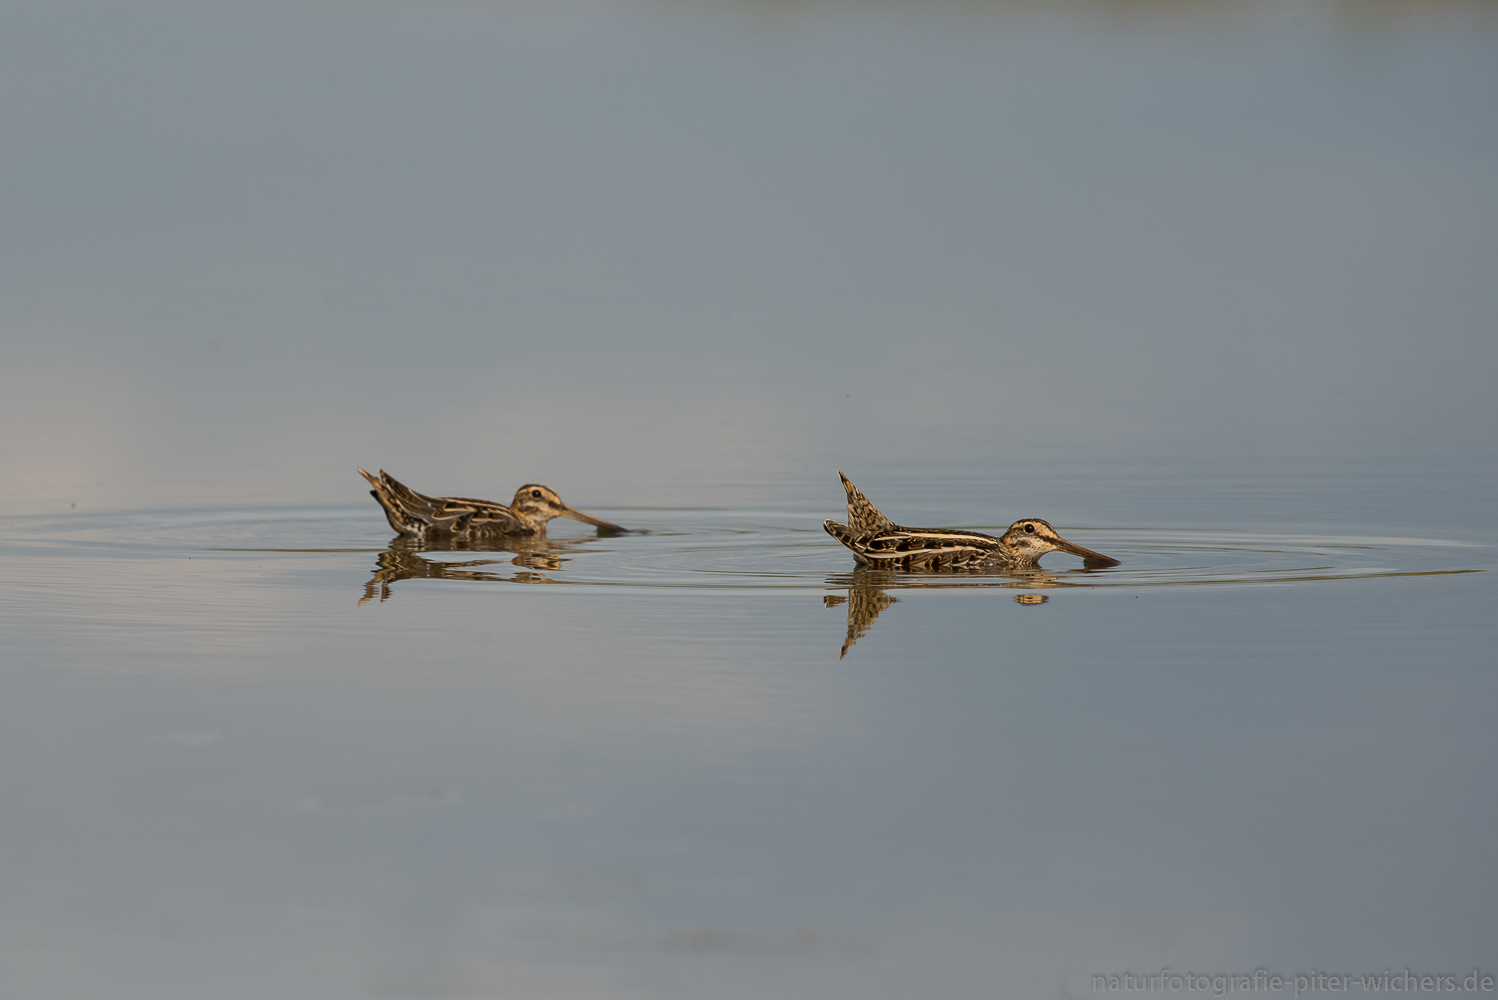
[838,471,896,535]
[359,468,455,535]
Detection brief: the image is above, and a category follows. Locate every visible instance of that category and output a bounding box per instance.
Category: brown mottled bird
[823,471,1117,570]
[359,469,621,540]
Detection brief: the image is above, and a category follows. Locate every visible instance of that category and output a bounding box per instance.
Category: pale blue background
[1,1,1495,997]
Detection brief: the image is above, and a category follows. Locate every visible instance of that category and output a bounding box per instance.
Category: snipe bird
[824,472,1118,570]
[359,469,622,539]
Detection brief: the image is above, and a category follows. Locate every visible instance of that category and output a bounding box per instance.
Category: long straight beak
[562,505,625,534]
[1055,536,1120,567]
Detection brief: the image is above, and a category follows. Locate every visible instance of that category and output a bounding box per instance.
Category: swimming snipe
[824,472,1118,570]
[359,469,622,539]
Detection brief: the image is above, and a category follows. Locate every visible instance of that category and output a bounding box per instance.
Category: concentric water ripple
[3,506,1486,597]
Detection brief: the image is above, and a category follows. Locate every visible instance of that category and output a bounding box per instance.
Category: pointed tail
[837,471,895,535]
[823,519,873,565]
[358,468,440,535]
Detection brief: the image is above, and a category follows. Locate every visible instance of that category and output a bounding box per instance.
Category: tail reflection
[824,571,900,659]
[824,565,1082,658]
[360,535,580,604]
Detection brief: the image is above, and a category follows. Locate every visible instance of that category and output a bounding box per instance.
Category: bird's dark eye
[531,489,542,499]
[1024,523,1035,533]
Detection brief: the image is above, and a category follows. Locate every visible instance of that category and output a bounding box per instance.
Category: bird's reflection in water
[360,535,580,604]
[824,565,1091,658]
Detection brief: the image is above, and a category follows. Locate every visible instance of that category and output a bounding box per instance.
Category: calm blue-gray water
[2,1,1495,997]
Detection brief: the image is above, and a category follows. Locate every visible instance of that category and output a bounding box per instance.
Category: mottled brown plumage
[837,471,895,535]
[359,469,622,540]
[824,472,1118,570]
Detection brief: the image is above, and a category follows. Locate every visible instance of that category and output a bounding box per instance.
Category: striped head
[508,485,623,534]
[999,518,1118,566]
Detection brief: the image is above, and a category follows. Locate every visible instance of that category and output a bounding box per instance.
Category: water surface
[2,0,1496,996]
